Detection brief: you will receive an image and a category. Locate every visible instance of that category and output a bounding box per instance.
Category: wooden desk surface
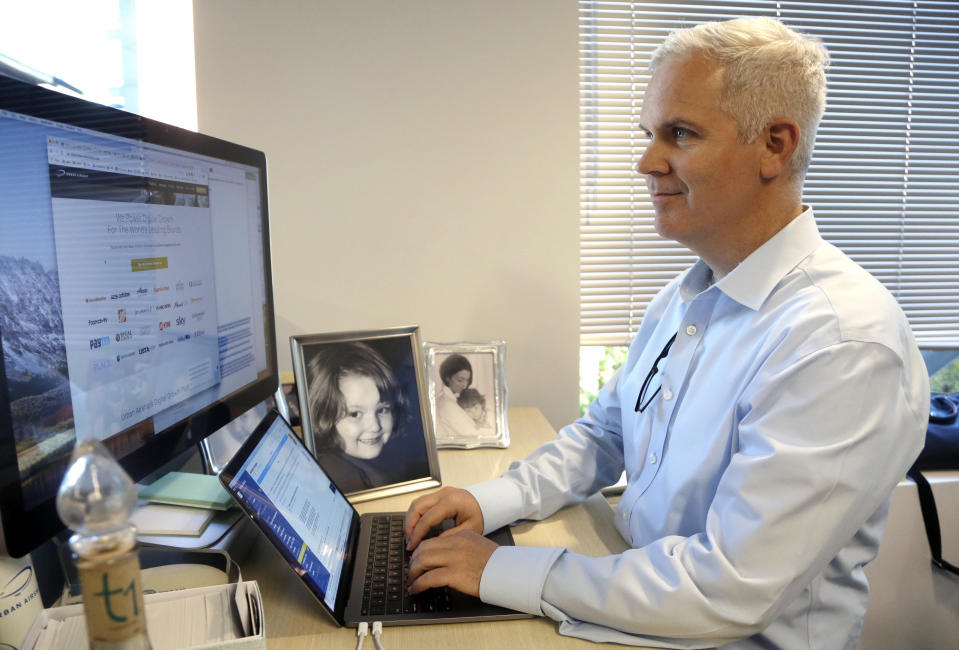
[239,407,641,649]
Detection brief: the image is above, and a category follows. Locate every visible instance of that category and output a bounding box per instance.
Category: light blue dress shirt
[468,208,929,648]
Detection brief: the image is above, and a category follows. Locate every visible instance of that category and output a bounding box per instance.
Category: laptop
[218,409,528,627]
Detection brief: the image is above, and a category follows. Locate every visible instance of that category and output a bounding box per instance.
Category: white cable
[372,621,385,650]
[355,621,368,650]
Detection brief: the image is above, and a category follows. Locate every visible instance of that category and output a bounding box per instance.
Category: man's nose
[637,140,668,176]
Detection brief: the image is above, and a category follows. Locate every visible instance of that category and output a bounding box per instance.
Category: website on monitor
[47,135,222,440]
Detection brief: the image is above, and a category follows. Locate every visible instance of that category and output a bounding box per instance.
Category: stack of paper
[130,504,216,536]
[132,472,234,537]
[138,472,234,510]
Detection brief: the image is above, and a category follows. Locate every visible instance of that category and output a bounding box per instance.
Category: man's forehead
[639,107,714,131]
[638,96,715,132]
[639,55,724,129]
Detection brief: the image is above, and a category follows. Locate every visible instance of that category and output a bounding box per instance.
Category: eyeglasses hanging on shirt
[635,332,678,413]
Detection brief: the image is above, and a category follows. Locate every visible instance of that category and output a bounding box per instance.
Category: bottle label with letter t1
[77,552,148,643]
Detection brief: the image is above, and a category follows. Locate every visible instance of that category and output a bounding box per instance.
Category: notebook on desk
[218,409,528,627]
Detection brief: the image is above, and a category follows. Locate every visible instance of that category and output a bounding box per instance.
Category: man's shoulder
[773,241,910,353]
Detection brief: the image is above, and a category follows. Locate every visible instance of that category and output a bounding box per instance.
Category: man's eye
[674,127,690,139]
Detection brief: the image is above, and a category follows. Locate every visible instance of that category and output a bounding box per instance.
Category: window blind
[579,1,959,348]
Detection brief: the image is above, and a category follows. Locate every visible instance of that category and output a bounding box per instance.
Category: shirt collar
[680,206,822,310]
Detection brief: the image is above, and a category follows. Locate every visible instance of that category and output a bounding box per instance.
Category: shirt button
[686,325,697,336]
[649,453,658,464]
[662,389,674,401]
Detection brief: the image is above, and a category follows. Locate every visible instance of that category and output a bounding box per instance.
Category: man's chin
[653,210,682,240]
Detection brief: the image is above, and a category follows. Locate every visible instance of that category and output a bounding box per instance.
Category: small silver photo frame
[424,341,509,449]
[291,326,441,502]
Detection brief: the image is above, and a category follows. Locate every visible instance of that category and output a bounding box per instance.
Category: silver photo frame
[290,326,441,502]
[424,341,509,449]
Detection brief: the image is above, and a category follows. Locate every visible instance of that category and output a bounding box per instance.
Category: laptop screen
[224,412,356,612]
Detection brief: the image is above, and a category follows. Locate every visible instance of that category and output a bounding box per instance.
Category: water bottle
[56,439,150,650]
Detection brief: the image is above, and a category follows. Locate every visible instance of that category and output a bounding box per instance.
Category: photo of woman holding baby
[425,341,510,449]
[434,354,487,440]
[291,328,441,500]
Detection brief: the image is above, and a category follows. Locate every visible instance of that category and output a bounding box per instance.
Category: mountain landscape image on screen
[0,255,75,504]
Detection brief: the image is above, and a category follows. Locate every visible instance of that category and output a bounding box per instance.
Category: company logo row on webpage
[87,311,207,349]
[88,327,210,370]
[82,279,205,305]
[85,299,205,326]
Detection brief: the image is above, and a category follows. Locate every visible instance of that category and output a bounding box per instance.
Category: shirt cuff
[465,478,525,534]
[479,545,564,615]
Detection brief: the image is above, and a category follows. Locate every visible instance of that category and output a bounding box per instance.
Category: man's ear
[760,118,800,181]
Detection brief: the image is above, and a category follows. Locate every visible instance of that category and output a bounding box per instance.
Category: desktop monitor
[0,76,279,557]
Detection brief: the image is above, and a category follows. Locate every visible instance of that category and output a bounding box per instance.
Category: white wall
[192,0,581,429]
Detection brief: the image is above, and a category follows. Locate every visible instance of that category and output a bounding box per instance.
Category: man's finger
[407,501,458,550]
[403,491,442,539]
[408,566,456,595]
[407,539,470,595]
[407,537,457,584]
[439,522,474,538]
[405,487,464,549]
[406,532,492,598]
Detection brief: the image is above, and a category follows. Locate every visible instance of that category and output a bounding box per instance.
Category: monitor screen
[0,76,279,557]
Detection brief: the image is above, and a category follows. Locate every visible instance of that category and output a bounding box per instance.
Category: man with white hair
[405,17,929,648]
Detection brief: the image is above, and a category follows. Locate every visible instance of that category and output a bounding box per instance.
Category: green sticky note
[138,472,234,510]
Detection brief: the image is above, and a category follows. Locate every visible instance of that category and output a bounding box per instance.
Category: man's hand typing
[404,486,497,598]
[404,486,485,550]
[407,529,498,597]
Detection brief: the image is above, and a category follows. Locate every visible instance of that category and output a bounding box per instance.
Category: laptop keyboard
[361,514,452,617]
